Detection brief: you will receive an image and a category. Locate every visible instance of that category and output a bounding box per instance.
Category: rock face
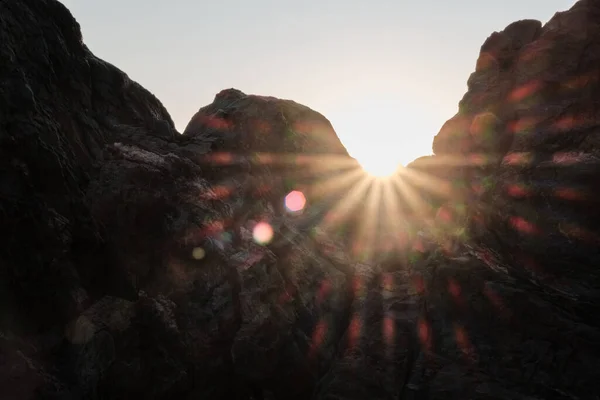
[430,0,600,329]
[2,0,600,399]
[398,1,600,398]
[0,2,358,399]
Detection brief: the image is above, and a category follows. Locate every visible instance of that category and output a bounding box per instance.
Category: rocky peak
[183,88,348,156]
[424,0,600,324]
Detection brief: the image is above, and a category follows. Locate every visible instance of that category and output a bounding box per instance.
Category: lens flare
[285,190,306,212]
[191,247,206,260]
[253,222,274,245]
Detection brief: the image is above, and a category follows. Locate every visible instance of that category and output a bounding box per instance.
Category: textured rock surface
[2,0,600,399]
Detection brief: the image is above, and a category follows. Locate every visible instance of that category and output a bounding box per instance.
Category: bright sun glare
[356,155,401,177]
[327,97,435,178]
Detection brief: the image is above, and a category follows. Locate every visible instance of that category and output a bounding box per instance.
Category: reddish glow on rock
[418,318,431,352]
[448,278,461,298]
[412,274,425,295]
[199,220,225,238]
[413,238,426,253]
[502,152,532,165]
[382,273,394,291]
[436,206,453,223]
[553,115,577,132]
[285,190,306,212]
[469,153,488,166]
[555,187,584,201]
[204,114,232,130]
[509,216,539,235]
[383,316,394,345]
[316,279,332,305]
[206,151,234,165]
[448,278,466,308]
[352,276,365,298]
[308,319,328,358]
[201,185,233,200]
[252,222,273,244]
[454,324,474,358]
[348,314,362,348]
[312,320,327,348]
[509,80,543,102]
[506,183,531,198]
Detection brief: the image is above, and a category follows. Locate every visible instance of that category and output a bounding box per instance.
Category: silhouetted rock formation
[2,0,600,399]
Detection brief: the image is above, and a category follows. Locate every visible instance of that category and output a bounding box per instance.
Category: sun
[356,155,400,178]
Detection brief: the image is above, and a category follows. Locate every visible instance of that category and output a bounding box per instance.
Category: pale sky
[61,0,575,175]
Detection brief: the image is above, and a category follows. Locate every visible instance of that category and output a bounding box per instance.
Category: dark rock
[3,0,600,399]
[183,88,348,156]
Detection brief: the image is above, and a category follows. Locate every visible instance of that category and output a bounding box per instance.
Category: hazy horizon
[61,0,576,174]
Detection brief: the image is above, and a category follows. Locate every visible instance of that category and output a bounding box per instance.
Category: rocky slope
[1,0,600,399]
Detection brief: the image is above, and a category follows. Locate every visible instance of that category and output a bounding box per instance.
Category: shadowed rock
[2,0,600,399]
[183,88,348,156]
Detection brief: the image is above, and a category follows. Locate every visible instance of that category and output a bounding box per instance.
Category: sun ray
[308,167,365,199]
[354,179,383,260]
[408,153,498,168]
[399,167,454,199]
[252,152,357,171]
[390,173,430,220]
[381,176,408,253]
[320,175,374,232]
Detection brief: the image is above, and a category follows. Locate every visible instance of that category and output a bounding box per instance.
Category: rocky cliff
[1,0,600,399]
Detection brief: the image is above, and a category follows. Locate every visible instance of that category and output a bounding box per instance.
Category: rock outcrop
[2,0,600,399]
[0,2,363,398]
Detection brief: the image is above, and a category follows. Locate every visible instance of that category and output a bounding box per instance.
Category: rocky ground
[2,0,600,399]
